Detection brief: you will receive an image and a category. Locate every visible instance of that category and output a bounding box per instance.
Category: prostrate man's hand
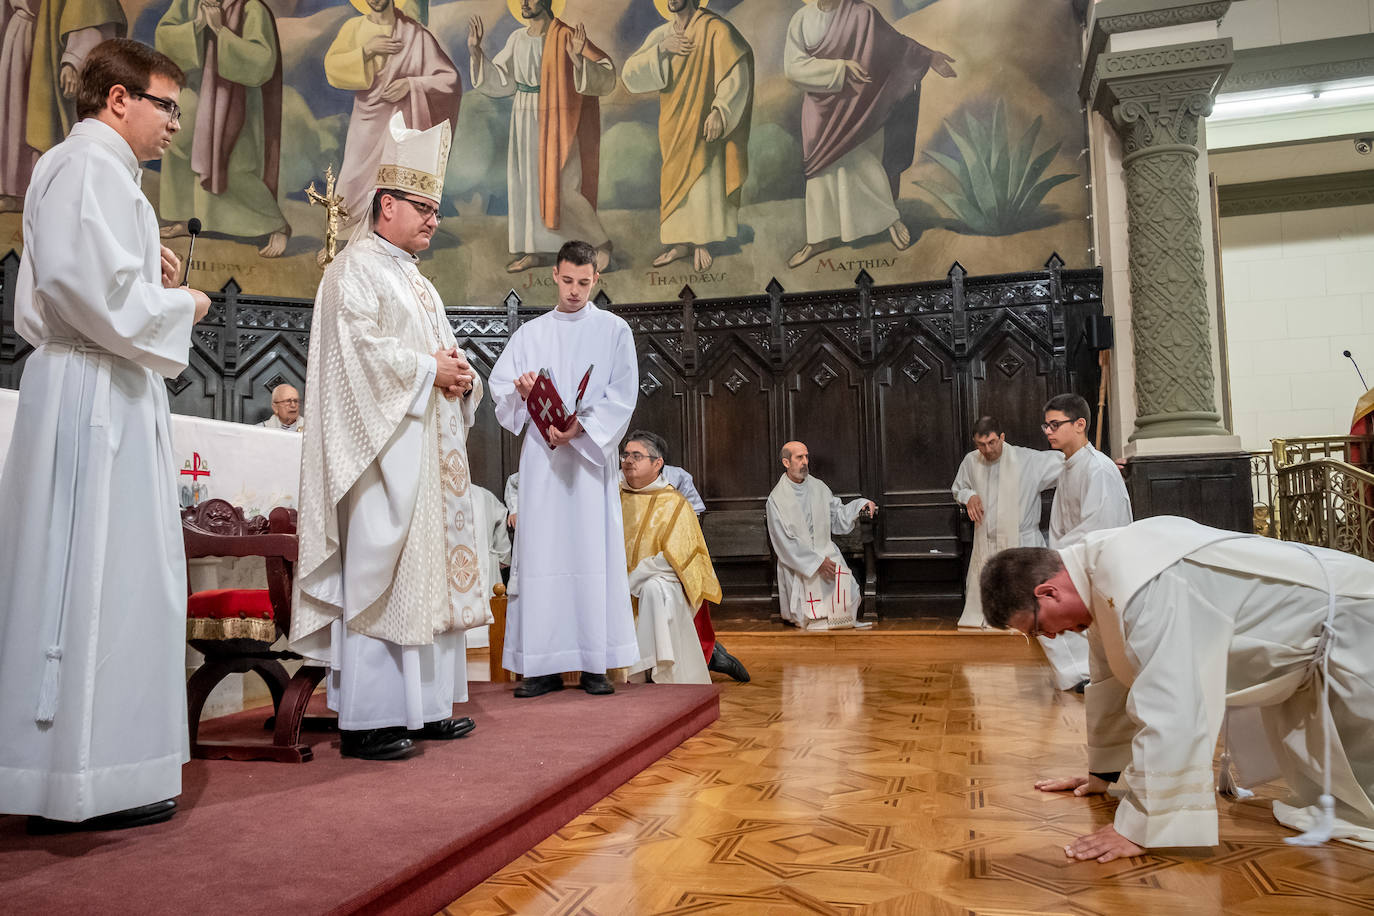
[160,245,182,289]
[818,557,837,582]
[1034,774,1110,796]
[189,289,212,323]
[1064,824,1145,864]
[514,370,538,401]
[965,494,984,524]
[434,348,474,399]
[547,417,583,447]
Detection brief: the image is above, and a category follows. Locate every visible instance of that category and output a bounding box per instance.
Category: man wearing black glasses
[0,38,213,833]
[1037,393,1132,692]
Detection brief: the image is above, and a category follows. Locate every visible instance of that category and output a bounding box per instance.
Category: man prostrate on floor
[981,516,1374,861]
[767,441,877,630]
[1040,393,1131,690]
[619,430,749,683]
[951,416,1063,628]
[0,38,212,833]
[291,114,490,761]
[490,240,640,697]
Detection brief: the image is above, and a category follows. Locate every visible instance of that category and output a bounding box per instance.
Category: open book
[526,365,593,448]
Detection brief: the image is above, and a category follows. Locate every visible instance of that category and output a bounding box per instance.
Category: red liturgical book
[527,366,592,448]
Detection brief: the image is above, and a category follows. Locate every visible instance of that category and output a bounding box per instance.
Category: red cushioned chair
[183,499,327,763]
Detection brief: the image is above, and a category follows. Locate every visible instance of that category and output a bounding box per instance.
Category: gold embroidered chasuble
[292,233,489,649]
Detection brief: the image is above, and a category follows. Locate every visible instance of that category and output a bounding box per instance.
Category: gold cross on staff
[305,164,349,266]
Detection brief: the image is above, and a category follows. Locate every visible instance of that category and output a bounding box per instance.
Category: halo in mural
[653,0,709,21]
[349,0,421,15]
[506,0,567,20]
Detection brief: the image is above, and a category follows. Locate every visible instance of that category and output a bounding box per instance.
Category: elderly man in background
[259,383,302,431]
[766,440,876,630]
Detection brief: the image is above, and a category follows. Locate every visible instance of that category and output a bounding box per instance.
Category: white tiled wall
[1220,0,1374,49]
[1221,204,1374,451]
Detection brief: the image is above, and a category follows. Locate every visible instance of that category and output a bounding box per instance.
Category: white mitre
[349,113,453,244]
[375,111,451,204]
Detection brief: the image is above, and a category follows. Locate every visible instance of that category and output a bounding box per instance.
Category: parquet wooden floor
[445,634,1374,915]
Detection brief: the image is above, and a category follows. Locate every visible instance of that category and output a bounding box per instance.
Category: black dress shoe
[28,798,177,835]
[410,717,476,740]
[579,672,615,695]
[340,727,418,760]
[708,643,751,683]
[513,674,564,698]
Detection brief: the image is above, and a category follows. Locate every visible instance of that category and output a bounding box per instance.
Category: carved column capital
[1088,41,1232,153]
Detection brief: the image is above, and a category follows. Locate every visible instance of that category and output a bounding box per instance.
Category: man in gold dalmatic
[620,430,748,684]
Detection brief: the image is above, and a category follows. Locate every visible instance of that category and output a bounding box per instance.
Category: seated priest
[766,441,877,630]
[980,515,1374,862]
[620,431,749,683]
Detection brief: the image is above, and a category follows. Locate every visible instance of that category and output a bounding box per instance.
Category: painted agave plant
[919,100,1078,236]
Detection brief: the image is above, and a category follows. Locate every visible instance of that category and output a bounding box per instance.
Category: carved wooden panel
[699,340,777,510]
[782,332,866,495]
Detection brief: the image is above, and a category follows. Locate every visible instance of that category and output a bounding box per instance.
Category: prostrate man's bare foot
[787,239,838,268]
[652,245,690,268]
[258,229,289,258]
[888,220,912,250]
[160,222,189,239]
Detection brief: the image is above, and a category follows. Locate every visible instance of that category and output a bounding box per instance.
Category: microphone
[1344,350,1369,389]
[181,218,202,287]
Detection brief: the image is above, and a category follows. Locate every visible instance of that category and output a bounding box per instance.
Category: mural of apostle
[468,0,615,274]
[154,0,291,257]
[0,0,42,211]
[622,0,752,273]
[24,0,125,158]
[784,0,955,268]
[324,0,459,235]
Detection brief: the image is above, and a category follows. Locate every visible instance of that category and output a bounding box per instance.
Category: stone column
[1088,40,1233,440]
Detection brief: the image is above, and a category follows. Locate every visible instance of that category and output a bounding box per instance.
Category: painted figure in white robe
[982,516,1374,861]
[464,483,511,650]
[489,239,639,698]
[766,440,877,630]
[291,115,489,761]
[258,382,302,430]
[0,39,213,831]
[323,0,460,244]
[783,0,956,268]
[951,416,1063,628]
[468,0,614,273]
[1035,393,1131,690]
[622,0,752,273]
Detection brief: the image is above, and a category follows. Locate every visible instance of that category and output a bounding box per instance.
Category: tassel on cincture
[1285,794,1336,847]
[34,646,62,724]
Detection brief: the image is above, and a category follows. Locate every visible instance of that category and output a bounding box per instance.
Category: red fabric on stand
[186,588,274,620]
[693,601,716,660]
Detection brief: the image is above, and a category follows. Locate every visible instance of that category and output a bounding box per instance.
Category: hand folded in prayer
[434,348,473,399]
[1034,774,1110,796]
[160,245,181,289]
[546,417,583,447]
[1064,824,1145,864]
[818,557,838,583]
[514,370,538,401]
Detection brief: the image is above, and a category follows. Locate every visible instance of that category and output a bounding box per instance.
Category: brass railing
[1252,435,1374,558]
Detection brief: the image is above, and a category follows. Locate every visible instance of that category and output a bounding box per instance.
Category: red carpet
[0,681,719,915]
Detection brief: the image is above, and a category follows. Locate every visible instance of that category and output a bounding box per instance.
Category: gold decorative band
[376,165,443,201]
[187,616,277,643]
